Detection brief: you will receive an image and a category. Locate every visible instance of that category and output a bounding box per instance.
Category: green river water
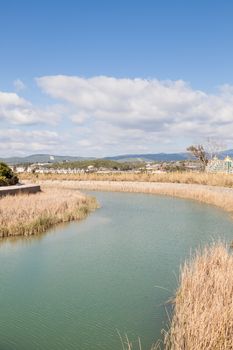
[0,191,233,350]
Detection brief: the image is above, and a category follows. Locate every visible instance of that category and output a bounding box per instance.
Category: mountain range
[1,150,233,165]
[0,154,91,165]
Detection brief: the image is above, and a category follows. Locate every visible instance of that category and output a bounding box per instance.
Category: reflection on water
[0,220,85,248]
[0,234,42,247]
[0,191,233,350]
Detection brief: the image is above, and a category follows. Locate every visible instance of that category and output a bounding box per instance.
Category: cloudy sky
[1,0,233,157]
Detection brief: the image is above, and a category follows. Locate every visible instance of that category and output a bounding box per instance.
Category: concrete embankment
[0,184,41,197]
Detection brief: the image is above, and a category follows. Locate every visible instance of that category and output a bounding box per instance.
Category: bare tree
[187,144,208,170]
[204,138,226,159]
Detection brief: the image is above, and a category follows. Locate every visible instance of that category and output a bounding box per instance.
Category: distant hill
[0,152,190,165]
[221,149,233,158]
[1,150,233,165]
[105,153,189,162]
[0,154,94,165]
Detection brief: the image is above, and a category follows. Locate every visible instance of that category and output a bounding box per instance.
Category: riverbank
[35,181,233,349]
[163,243,233,350]
[2,181,232,350]
[0,186,98,238]
[35,180,233,217]
[20,171,233,188]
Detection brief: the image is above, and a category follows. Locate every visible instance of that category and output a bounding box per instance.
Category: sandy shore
[39,180,233,216]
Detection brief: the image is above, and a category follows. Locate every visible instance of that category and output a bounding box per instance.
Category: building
[206,156,233,174]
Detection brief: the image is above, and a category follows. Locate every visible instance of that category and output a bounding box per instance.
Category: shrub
[0,162,19,186]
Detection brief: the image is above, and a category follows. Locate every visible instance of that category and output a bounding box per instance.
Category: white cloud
[13,79,26,92]
[2,76,233,157]
[0,92,27,106]
[0,91,61,125]
[0,129,61,156]
[36,75,233,140]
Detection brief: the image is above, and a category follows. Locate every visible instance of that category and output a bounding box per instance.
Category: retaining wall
[0,184,41,197]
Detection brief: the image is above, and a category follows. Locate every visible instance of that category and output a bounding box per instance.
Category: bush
[0,162,19,186]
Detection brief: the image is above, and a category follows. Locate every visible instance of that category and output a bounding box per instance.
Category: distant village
[10,155,233,175]
[11,159,201,175]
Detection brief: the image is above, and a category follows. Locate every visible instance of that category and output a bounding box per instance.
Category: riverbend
[0,191,233,349]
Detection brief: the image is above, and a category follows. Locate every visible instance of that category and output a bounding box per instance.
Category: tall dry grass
[20,171,233,188]
[164,243,233,350]
[0,187,97,238]
[121,244,233,350]
[36,180,233,217]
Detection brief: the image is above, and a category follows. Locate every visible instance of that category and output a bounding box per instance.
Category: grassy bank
[37,181,233,349]
[122,244,233,350]
[34,180,233,217]
[164,243,233,350]
[20,171,233,188]
[10,178,233,348]
[0,187,98,238]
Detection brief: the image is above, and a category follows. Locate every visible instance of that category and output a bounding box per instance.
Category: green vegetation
[47,159,143,171]
[0,162,18,186]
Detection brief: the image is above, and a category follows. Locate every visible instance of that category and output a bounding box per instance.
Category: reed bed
[0,187,97,238]
[10,178,233,348]
[164,243,233,350]
[121,244,233,350]
[20,171,233,188]
[37,180,233,216]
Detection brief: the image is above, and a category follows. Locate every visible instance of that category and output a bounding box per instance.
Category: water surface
[0,192,233,349]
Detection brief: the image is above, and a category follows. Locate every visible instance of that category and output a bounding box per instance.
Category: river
[0,191,232,350]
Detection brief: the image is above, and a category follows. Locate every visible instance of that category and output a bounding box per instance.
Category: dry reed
[0,187,97,238]
[36,180,233,217]
[10,177,233,348]
[164,243,233,350]
[20,171,233,188]
[122,244,233,350]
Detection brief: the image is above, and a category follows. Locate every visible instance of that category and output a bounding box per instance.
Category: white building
[206,156,233,174]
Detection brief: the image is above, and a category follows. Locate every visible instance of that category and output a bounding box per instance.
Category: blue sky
[1,0,233,157]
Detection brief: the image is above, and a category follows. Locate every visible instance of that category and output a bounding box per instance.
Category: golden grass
[20,171,233,187]
[25,181,233,349]
[121,244,233,350]
[164,243,233,350]
[36,180,233,217]
[0,187,97,238]
[11,176,233,348]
